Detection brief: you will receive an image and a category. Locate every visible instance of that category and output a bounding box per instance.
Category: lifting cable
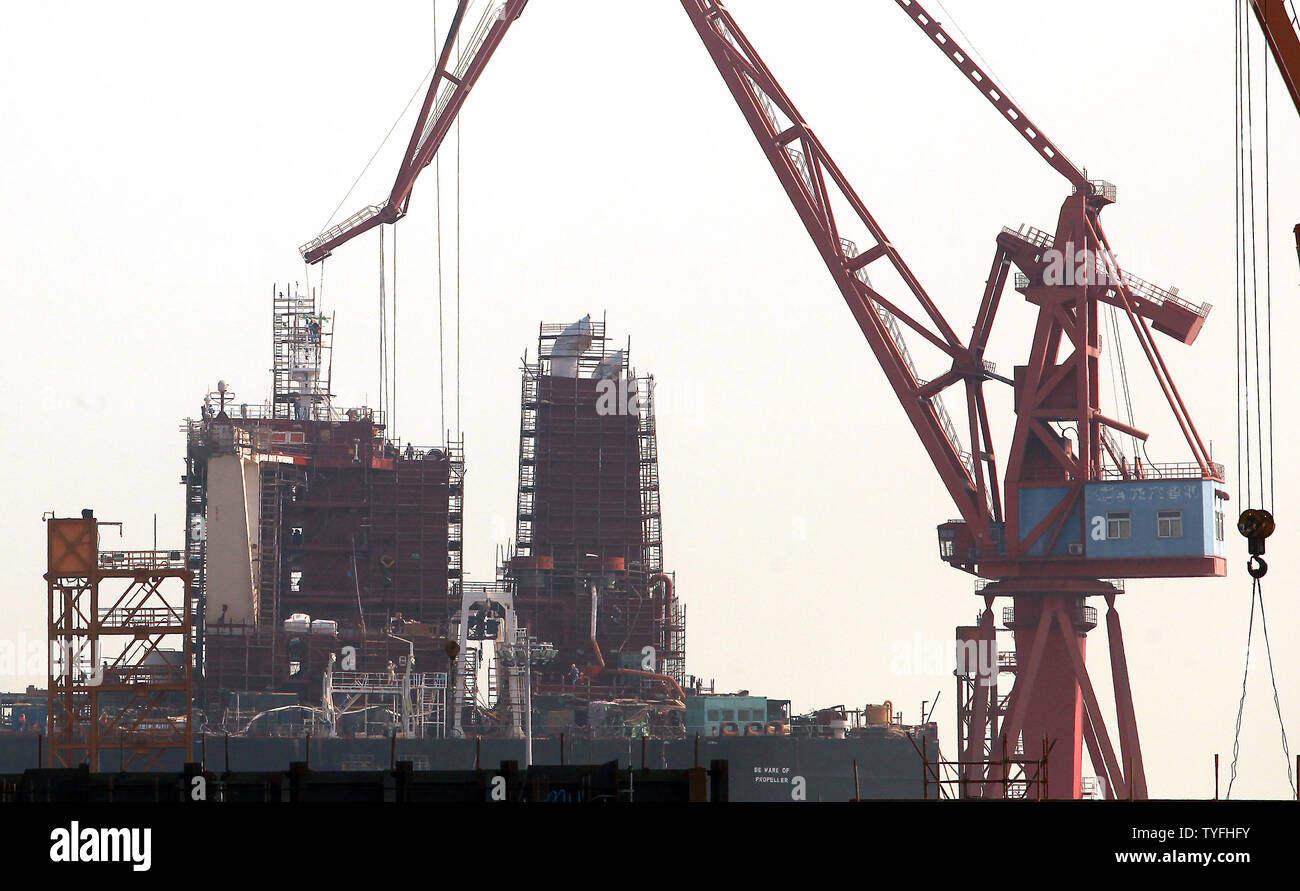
[312,17,444,439]
[319,61,439,238]
[379,227,389,424]
[456,17,463,439]
[393,225,399,438]
[1229,0,1292,799]
[1105,304,1140,462]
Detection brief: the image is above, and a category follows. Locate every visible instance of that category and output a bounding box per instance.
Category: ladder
[458,646,478,727]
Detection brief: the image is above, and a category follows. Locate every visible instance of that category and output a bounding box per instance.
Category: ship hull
[0,729,930,801]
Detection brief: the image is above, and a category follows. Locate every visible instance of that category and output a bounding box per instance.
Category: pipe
[585,581,685,702]
[602,668,686,704]
[586,582,606,673]
[649,572,674,614]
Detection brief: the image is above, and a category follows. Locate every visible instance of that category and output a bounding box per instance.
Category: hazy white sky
[1,0,1297,798]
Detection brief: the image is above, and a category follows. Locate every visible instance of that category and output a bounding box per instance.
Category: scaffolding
[323,662,448,739]
[919,734,1053,800]
[640,379,686,686]
[953,591,1119,799]
[46,513,193,770]
[509,317,685,711]
[954,619,1010,788]
[271,285,333,422]
[183,426,209,691]
[186,285,464,729]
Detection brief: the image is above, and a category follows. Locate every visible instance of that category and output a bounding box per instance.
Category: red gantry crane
[303,1,1227,799]
[681,0,1226,799]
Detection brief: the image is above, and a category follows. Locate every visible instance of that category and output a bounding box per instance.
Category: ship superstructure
[504,317,687,738]
[184,286,462,735]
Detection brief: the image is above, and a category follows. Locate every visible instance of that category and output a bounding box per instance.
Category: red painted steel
[679,0,995,548]
[300,0,530,264]
[1250,0,1300,116]
[895,0,1089,191]
[682,0,1225,798]
[196,415,463,718]
[1247,2,1300,268]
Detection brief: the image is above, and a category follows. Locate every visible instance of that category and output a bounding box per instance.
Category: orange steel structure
[46,511,193,770]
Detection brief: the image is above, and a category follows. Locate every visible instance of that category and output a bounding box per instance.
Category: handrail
[413,3,505,158]
[841,237,974,479]
[97,550,187,571]
[299,203,388,259]
[1001,225,1210,317]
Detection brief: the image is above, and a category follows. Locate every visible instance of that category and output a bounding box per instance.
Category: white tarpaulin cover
[592,349,624,381]
[550,314,592,378]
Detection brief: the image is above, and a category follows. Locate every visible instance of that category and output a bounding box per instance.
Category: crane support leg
[970,591,1146,799]
[981,601,1051,798]
[1014,596,1087,799]
[1105,598,1148,798]
[961,605,997,790]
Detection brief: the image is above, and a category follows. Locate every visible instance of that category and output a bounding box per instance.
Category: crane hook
[1247,555,1268,579]
[1237,508,1275,578]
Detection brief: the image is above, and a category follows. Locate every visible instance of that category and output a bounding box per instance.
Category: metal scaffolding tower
[46,511,193,770]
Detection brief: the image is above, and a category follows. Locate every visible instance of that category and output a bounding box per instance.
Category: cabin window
[1157,510,1183,539]
[706,709,720,722]
[1215,509,1225,542]
[1106,512,1131,540]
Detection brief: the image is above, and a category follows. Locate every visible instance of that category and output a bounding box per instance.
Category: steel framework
[46,512,193,770]
[294,0,1229,796]
[299,0,531,264]
[681,0,1225,798]
[1251,0,1300,116]
[509,320,683,709]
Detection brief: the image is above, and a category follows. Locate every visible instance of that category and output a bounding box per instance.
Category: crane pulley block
[1237,508,1275,578]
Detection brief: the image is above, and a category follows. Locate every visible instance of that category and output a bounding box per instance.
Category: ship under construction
[14,0,1287,803]
[6,290,934,802]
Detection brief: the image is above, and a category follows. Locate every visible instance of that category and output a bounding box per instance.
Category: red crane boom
[682,0,1226,800]
[893,0,1089,192]
[300,0,530,264]
[1247,0,1300,263]
[679,0,998,544]
[302,0,1230,800]
[1250,0,1300,115]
